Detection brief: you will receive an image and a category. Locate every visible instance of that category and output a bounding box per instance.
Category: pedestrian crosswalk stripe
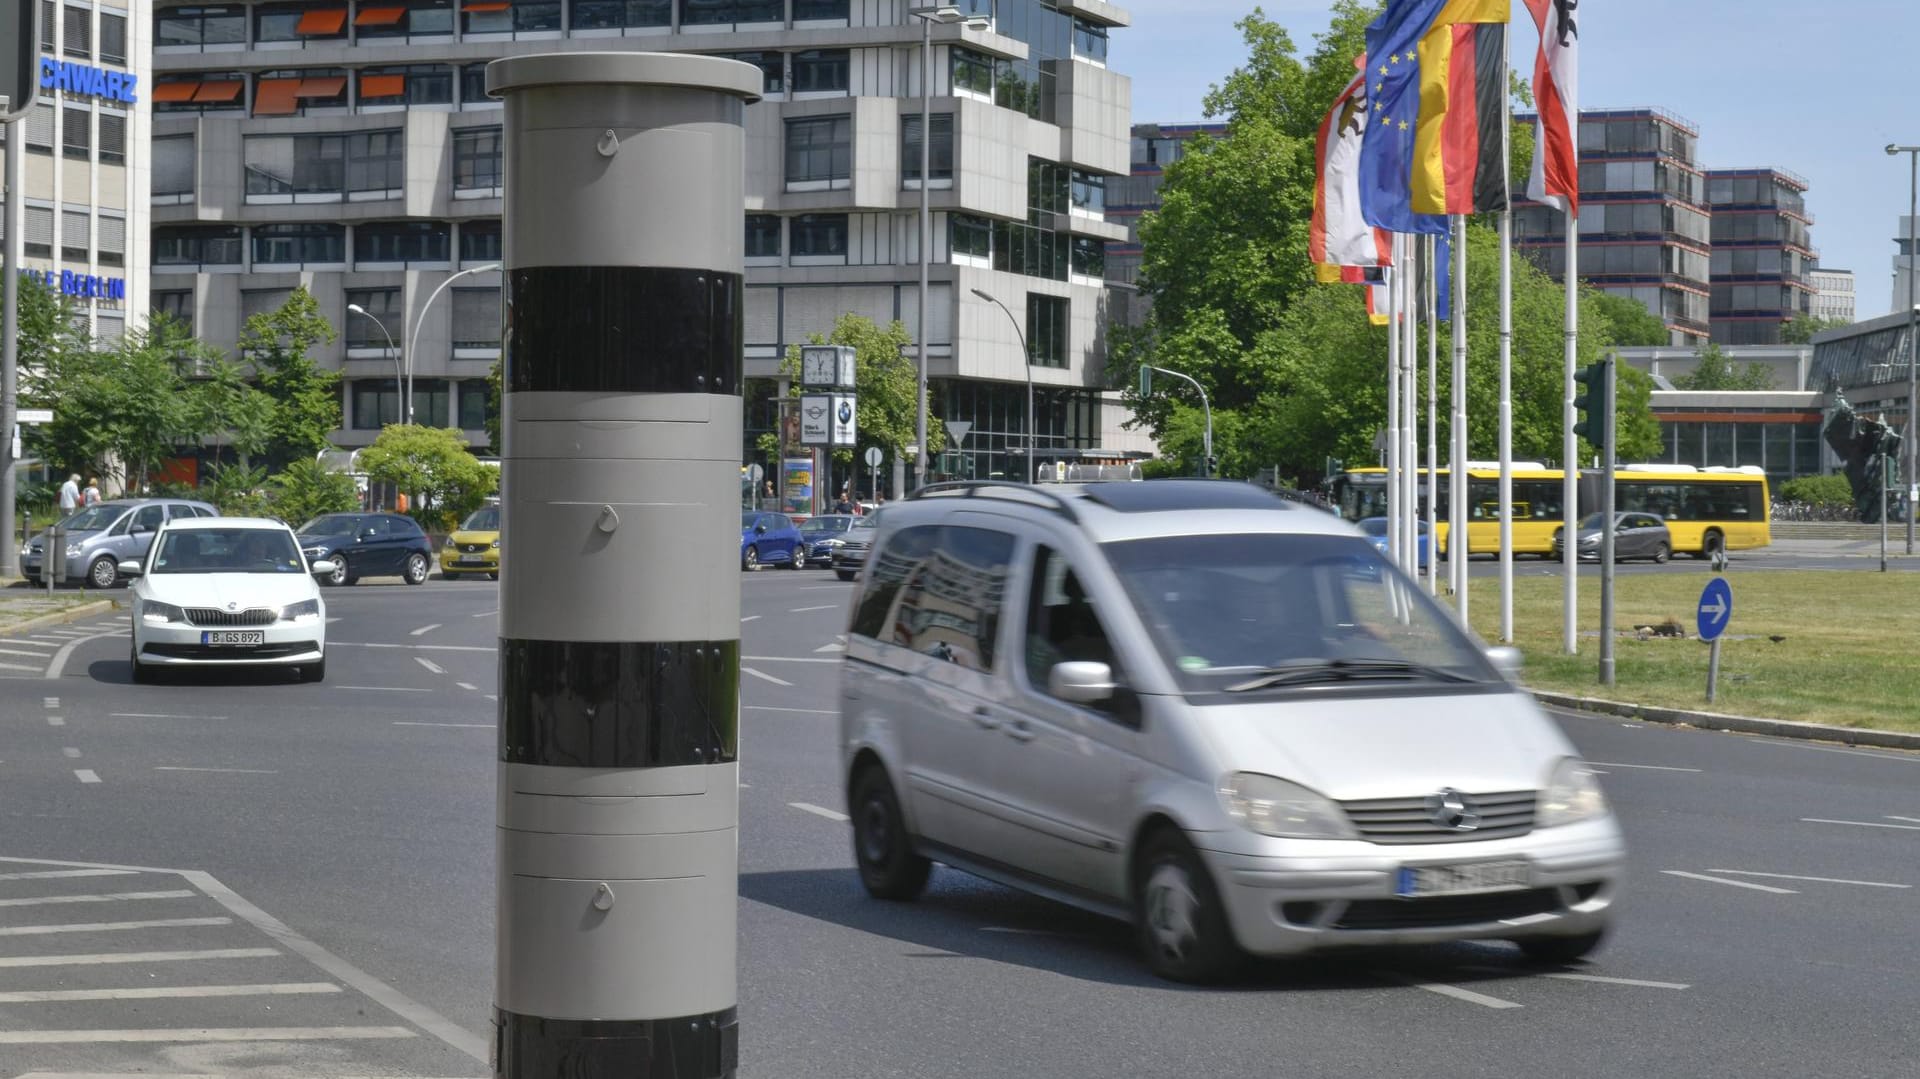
[0,916,232,937]
[0,889,196,907]
[0,869,137,882]
[0,982,341,1003]
[0,947,279,968]
[0,1025,417,1044]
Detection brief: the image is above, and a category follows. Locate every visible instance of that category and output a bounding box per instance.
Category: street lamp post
[346,304,403,425]
[970,289,1034,483]
[1140,364,1213,477]
[908,5,990,490]
[406,262,503,426]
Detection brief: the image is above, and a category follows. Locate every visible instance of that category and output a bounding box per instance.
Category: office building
[1,0,150,343]
[1808,266,1855,324]
[1103,119,1221,328]
[1514,107,1712,346]
[1616,345,1828,485]
[146,0,1139,480]
[1706,166,1814,345]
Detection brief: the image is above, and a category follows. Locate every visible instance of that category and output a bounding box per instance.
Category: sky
[1110,0,1920,319]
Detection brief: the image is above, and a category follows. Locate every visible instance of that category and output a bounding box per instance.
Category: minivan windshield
[60,504,128,532]
[1102,532,1500,693]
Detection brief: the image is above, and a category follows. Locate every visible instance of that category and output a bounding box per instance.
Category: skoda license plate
[1396,859,1529,898]
[201,630,264,647]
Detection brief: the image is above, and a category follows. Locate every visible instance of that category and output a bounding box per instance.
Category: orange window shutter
[360,74,406,98]
[295,76,349,98]
[192,80,245,103]
[153,81,202,102]
[354,6,407,24]
[252,78,304,116]
[464,1,511,11]
[295,9,348,34]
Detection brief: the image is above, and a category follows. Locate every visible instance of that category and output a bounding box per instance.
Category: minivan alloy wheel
[1143,865,1202,965]
[89,556,118,590]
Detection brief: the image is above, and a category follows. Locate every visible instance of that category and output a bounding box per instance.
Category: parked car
[123,517,333,684]
[741,511,804,571]
[1357,516,1430,568]
[440,506,501,580]
[1552,512,1672,563]
[839,480,1623,982]
[23,498,219,589]
[831,511,881,581]
[295,512,434,586]
[798,514,858,567]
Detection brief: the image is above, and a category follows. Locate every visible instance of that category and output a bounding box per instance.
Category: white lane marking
[1802,818,1920,832]
[1543,972,1690,990]
[742,666,792,687]
[0,890,197,908]
[1761,741,1920,765]
[0,947,278,969]
[1373,970,1523,1009]
[813,642,846,653]
[0,647,57,658]
[47,716,64,726]
[742,655,839,664]
[484,694,497,701]
[62,747,81,758]
[395,722,491,729]
[1706,869,1910,889]
[73,769,99,784]
[155,767,280,774]
[979,926,1083,938]
[0,982,341,1003]
[415,656,445,675]
[744,705,838,715]
[1661,870,1797,894]
[338,686,433,693]
[43,696,59,707]
[0,869,138,883]
[472,609,498,618]
[456,681,478,691]
[332,642,492,653]
[740,615,761,623]
[181,868,486,1061]
[0,916,231,937]
[790,605,838,613]
[46,630,126,680]
[0,1026,416,1044]
[789,802,850,822]
[410,624,442,636]
[1585,761,1703,773]
[1887,815,1920,824]
[0,661,45,671]
[111,713,228,720]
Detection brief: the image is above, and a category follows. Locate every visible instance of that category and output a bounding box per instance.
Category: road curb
[1534,690,1920,751]
[0,598,119,638]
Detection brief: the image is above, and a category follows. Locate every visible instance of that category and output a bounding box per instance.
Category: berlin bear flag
[1524,0,1580,214]
[1311,62,1393,280]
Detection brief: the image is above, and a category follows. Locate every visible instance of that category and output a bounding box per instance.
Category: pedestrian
[58,474,81,515]
[83,477,101,506]
[833,489,853,515]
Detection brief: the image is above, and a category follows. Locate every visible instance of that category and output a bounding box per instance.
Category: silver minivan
[24,499,220,588]
[838,480,1624,982]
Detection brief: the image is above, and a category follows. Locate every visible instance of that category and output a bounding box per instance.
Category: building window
[746,214,782,258]
[794,0,846,19]
[344,288,403,349]
[154,225,243,265]
[952,47,994,96]
[791,49,848,93]
[791,213,848,258]
[459,62,492,105]
[97,214,126,268]
[352,381,403,429]
[1025,294,1068,368]
[25,102,52,154]
[347,130,404,194]
[356,0,454,38]
[99,12,127,62]
[463,0,562,34]
[23,206,53,258]
[359,65,454,106]
[153,290,195,335]
[246,131,399,200]
[156,5,247,47]
[452,127,503,192]
[1069,236,1103,277]
[1029,157,1070,217]
[61,107,89,161]
[355,221,451,264]
[570,0,671,29]
[252,223,347,265]
[1072,18,1108,62]
[1070,170,1105,215]
[97,112,125,166]
[460,220,502,262]
[679,0,781,26]
[458,379,491,430]
[38,0,52,49]
[950,213,991,259]
[719,51,783,94]
[785,115,851,187]
[63,5,91,58]
[452,288,502,348]
[153,74,247,114]
[902,113,953,184]
[255,2,346,43]
[61,209,89,262]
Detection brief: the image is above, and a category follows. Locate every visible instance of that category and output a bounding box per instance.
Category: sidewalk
[0,581,118,635]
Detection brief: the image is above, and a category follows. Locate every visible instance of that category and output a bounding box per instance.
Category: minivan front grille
[1339,789,1537,844]
[184,607,277,627]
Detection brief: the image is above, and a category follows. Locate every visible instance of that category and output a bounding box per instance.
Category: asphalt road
[0,570,1916,1077]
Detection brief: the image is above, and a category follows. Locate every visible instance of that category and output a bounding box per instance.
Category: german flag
[1411,17,1509,215]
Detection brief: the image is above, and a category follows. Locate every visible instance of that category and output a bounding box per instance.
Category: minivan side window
[132,505,165,532]
[1023,545,1119,700]
[851,524,1013,672]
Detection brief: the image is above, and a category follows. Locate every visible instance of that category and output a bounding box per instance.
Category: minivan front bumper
[1200,816,1624,956]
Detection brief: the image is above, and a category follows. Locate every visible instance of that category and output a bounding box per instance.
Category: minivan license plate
[1396,859,1529,898]
[202,631,264,646]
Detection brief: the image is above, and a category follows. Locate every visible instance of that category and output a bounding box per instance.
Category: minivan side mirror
[1050,661,1117,703]
[116,559,144,578]
[1485,645,1523,680]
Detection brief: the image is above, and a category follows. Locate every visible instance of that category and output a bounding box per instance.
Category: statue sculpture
[1822,391,1902,523]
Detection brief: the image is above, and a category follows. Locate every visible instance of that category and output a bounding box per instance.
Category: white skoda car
[124,518,334,683]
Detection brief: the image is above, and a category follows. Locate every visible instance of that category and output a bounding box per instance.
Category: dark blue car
[741,511,804,571]
[797,514,857,567]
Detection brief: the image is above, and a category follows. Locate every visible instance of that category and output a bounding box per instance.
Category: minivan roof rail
[906,481,1080,520]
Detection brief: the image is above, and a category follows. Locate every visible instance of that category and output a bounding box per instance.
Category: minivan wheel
[1134,829,1246,984]
[89,556,118,590]
[403,553,429,585]
[1515,929,1606,965]
[850,767,931,901]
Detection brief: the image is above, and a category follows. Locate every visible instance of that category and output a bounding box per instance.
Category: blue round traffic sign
[1696,577,1733,642]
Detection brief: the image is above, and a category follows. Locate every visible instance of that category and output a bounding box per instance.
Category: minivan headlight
[1538,758,1609,827]
[280,599,321,623]
[65,543,84,557]
[1219,773,1356,840]
[141,600,186,625]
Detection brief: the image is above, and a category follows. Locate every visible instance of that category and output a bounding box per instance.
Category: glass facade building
[1103,121,1224,328]
[1707,167,1815,345]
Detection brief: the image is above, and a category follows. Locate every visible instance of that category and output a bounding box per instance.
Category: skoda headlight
[141,600,186,625]
[1538,758,1609,827]
[280,599,321,623]
[1218,773,1355,840]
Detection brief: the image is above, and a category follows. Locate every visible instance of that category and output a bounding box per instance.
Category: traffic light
[1572,358,1613,450]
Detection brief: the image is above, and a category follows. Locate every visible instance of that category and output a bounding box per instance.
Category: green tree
[357,424,498,533]
[194,356,278,470]
[15,278,103,480]
[1674,341,1774,390]
[1778,474,1852,507]
[1588,291,1670,347]
[204,463,273,518]
[485,355,503,455]
[1781,316,1848,345]
[69,318,208,490]
[777,314,944,478]
[239,287,341,464]
[269,458,363,526]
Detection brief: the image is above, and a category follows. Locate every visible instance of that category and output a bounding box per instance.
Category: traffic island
[0,594,118,636]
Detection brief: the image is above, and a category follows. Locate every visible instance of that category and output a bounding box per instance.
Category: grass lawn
[1461,570,1920,733]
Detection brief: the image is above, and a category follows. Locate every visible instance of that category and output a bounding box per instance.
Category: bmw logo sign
[837,401,853,424]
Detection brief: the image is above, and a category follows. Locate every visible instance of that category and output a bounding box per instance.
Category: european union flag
[1358,0,1449,236]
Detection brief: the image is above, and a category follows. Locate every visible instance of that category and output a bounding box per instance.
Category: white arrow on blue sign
[1696,577,1733,642]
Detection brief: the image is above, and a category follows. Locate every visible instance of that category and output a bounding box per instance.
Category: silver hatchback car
[839,481,1624,982]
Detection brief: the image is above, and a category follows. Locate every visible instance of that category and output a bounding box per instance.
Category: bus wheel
[1702,530,1725,560]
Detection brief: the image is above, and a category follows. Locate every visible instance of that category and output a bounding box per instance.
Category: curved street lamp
[1888,143,1919,551]
[346,303,403,425]
[406,262,504,425]
[970,288,1035,483]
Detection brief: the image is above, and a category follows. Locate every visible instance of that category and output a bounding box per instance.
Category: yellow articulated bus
[1331,463,1771,560]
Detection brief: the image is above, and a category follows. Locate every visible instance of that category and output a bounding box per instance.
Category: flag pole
[1498,28,1516,644]
[1403,235,1420,579]
[1562,213,1579,653]
[1426,233,1440,597]
[1387,236,1403,568]
[1450,215,1469,618]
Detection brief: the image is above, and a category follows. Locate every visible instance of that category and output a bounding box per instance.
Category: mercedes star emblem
[1425,787,1481,831]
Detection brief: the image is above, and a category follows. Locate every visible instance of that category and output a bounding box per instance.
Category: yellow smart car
[440,505,500,580]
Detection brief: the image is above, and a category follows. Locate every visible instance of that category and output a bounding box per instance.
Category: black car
[797,514,858,567]
[296,512,434,586]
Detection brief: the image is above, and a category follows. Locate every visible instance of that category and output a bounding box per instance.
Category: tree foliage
[194,355,278,469]
[357,424,497,533]
[1587,290,1670,347]
[269,459,363,526]
[778,313,945,473]
[239,287,342,464]
[1674,342,1775,391]
[1777,473,1851,507]
[1781,316,1848,345]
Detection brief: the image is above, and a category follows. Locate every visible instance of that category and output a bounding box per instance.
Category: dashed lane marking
[73,769,98,783]
[154,767,280,774]
[789,605,838,613]
[0,890,197,908]
[0,1026,416,1045]
[740,615,761,623]
[744,705,837,715]
[43,697,59,708]
[394,722,490,729]
[741,655,838,664]
[0,982,341,1003]
[789,802,849,822]
[47,717,65,727]
[1585,761,1703,773]
[1801,818,1920,832]
[1661,870,1797,894]
[0,948,279,969]
[112,713,228,720]
[1706,869,1911,888]
[1372,970,1523,1009]
[456,682,477,692]
[415,657,445,675]
[813,642,846,653]
[332,642,491,653]
[0,917,231,937]
[741,667,792,688]
[472,609,498,618]
[61,748,80,758]
[0,869,137,883]
[338,686,432,693]
[410,624,442,636]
